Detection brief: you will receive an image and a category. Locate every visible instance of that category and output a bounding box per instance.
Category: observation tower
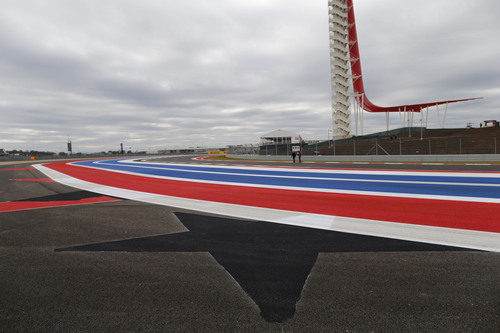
[328,0,480,139]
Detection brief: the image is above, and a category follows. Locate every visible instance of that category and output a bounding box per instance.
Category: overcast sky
[1,0,499,152]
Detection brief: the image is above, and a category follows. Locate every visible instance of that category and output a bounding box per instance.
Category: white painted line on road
[126,159,500,177]
[110,159,500,181]
[92,161,500,188]
[466,163,492,166]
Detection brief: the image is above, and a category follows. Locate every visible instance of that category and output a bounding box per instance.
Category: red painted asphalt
[0,196,120,213]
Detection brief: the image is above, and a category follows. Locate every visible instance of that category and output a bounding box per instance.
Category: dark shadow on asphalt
[55,212,469,323]
[16,190,116,202]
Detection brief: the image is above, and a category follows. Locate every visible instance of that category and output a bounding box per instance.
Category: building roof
[260,129,298,139]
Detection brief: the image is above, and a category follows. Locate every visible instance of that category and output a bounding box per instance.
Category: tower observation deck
[328,0,481,139]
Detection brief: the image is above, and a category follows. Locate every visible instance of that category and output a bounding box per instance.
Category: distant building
[482,120,499,128]
[259,129,303,155]
[260,129,302,145]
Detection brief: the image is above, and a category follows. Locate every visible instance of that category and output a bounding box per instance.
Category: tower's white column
[328,0,351,139]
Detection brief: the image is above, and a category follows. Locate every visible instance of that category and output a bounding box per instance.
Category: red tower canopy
[346,0,481,113]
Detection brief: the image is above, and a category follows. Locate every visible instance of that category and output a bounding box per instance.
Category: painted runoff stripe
[70,159,500,203]
[0,196,119,213]
[34,158,500,252]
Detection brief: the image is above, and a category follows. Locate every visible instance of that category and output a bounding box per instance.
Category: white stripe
[33,163,500,253]
[122,159,500,178]
[466,163,492,166]
[92,161,500,188]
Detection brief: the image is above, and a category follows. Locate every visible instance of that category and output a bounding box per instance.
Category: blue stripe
[96,159,500,185]
[73,159,500,199]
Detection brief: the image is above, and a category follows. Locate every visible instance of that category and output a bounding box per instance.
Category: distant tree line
[6,150,57,156]
[4,150,148,157]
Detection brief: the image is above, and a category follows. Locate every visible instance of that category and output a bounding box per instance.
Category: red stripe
[0,196,120,213]
[42,161,500,233]
[12,178,55,182]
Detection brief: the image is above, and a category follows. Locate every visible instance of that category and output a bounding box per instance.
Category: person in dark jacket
[292,152,296,163]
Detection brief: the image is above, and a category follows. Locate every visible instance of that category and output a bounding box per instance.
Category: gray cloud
[0,0,498,152]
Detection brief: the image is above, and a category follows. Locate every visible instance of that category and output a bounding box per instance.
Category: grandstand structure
[328,0,481,139]
[258,129,303,155]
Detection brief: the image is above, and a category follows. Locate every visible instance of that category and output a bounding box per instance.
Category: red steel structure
[346,0,480,113]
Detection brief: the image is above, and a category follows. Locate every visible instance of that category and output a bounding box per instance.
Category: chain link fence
[257,131,499,156]
[310,135,498,156]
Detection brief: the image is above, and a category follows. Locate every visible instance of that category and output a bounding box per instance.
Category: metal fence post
[459,137,462,155]
[353,140,356,156]
[428,138,431,155]
[333,140,336,156]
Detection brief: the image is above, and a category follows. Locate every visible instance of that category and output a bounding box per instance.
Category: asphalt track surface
[1,156,499,331]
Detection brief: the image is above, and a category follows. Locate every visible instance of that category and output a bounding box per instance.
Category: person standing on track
[298,151,302,163]
[291,151,296,163]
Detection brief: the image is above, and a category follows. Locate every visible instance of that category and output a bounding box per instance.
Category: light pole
[328,129,334,155]
[420,118,424,140]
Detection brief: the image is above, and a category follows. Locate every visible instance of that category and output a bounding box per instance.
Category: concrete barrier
[227,154,500,162]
